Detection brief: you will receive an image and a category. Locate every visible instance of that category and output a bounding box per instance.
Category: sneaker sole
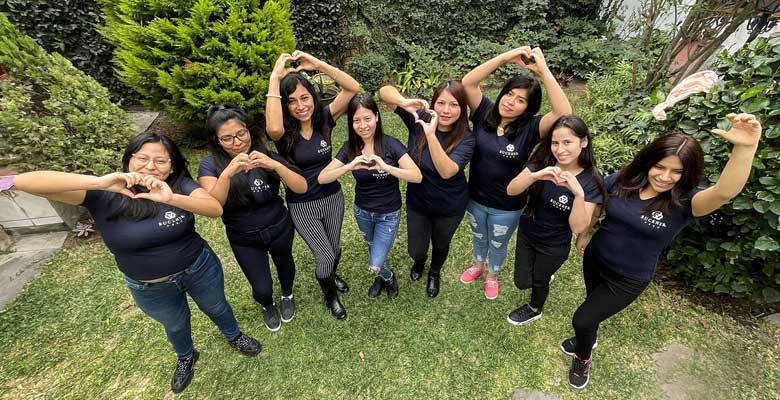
[560,341,598,356]
[460,276,479,284]
[171,350,199,394]
[265,323,281,332]
[506,313,542,326]
[485,293,498,300]
[569,373,590,389]
[280,313,294,323]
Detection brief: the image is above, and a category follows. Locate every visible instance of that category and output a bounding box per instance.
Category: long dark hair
[346,93,385,162]
[615,133,704,213]
[206,103,274,208]
[525,115,606,217]
[484,75,542,141]
[413,80,471,163]
[279,73,327,163]
[110,133,191,220]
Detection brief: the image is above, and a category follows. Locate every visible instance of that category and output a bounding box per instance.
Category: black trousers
[514,233,570,309]
[226,212,297,308]
[406,207,464,274]
[572,247,649,359]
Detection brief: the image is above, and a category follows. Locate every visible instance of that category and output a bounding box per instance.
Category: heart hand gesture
[248,151,279,171]
[531,166,563,184]
[400,98,430,116]
[516,47,549,76]
[225,153,254,178]
[416,110,439,138]
[558,171,584,198]
[95,172,142,198]
[291,50,323,72]
[133,175,174,203]
[272,53,295,80]
[348,155,372,171]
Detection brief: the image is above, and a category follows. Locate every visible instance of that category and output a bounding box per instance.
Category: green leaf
[754,236,779,251]
[757,191,775,202]
[767,124,780,139]
[754,200,768,213]
[741,95,771,113]
[716,118,732,132]
[762,287,780,302]
[678,120,699,134]
[760,176,779,185]
[732,196,752,210]
[720,242,740,251]
[739,84,767,101]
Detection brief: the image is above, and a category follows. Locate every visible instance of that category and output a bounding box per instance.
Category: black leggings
[226,212,296,308]
[406,207,464,274]
[572,247,649,359]
[514,233,570,309]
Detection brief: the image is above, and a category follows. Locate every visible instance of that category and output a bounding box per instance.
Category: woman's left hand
[517,47,550,76]
[711,113,762,148]
[248,151,279,171]
[416,110,439,138]
[291,50,323,71]
[134,175,174,203]
[367,154,389,171]
[558,171,584,198]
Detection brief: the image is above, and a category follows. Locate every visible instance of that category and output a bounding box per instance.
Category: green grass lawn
[1,99,779,399]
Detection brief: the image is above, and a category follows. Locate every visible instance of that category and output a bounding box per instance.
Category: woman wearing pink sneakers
[459,46,572,299]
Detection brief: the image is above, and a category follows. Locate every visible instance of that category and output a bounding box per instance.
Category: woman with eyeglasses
[198,103,307,332]
[12,132,262,394]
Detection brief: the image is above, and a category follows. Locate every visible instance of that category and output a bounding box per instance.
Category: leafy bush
[0,13,136,175]
[100,0,296,125]
[392,44,457,98]
[290,0,349,65]
[346,51,391,95]
[642,35,780,302]
[0,0,139,104]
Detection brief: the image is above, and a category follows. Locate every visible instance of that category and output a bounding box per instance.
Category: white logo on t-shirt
[506,144,515,152]
[320,140,327,148]
[559,195,568,204]
[652,211,664,220]
[165,211,176,220]
[254,178,263,186]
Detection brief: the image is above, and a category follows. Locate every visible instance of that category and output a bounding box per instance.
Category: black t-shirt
[394,107,475,217]
[468,96,542,211]
[81,178,206,281]
[197,153,289,233]
[518,164,604,249]
[335,136,408,213]
[588,173,702,282]
[273,106,341,203]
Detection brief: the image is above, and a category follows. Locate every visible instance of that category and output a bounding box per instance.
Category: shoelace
[573,357,592,375]
[175,358,191,375]
[232,334,253,348]
[486,280,498,288]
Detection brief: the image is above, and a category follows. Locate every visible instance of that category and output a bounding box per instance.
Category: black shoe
[368,276,384,298]
[568,355,592,389]
[262,304,281,332]
[385,274,399,299]
[560,336,599,357]
[507,304,542,326]
[410,261,424,281]
[334,275,350,294]
[317,277,347,320]
[280,295,295,323]
[426,273,440,298]
[171,349,199,393]
[228,332,262,356]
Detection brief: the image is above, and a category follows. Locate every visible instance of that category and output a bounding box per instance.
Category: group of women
[11,46,763,392]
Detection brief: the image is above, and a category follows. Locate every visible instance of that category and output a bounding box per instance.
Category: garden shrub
[0,0,139,104]
[100,0,296,125]
[0,13,136,175]
[290,0,349,65]
[346,51,391,95]
[640,34,780,302]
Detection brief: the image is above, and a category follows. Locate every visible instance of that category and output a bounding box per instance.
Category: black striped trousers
[288,190,345,279]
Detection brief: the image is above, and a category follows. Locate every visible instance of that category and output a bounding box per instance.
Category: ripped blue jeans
[353,204,401,281]
[466,200,523,275]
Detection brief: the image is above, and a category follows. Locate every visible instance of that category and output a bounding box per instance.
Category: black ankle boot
[368,276,384,298]
[410,260,424,281]
[332,249,349,294]
[426,272,440,298]
[385,274,399,299]
[316,277,347,320]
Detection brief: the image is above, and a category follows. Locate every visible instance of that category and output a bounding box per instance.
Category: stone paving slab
[0,231,68,311]
[130,111,159,134]
[0,191,65,230]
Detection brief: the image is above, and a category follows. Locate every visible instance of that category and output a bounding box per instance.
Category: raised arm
[520,47,572,137]
[462,46,531,111]
[378,85,429,111]
[416,111,460,179]
[692,113,762,217]
[292,51,359,120]
[266,53,293,141]
[13,171,139,205]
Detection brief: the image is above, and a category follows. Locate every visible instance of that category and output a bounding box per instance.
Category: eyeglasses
[131,153,171,167]
[218,129,250,145]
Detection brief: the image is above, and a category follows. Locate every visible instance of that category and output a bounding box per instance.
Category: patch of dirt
[118,298,140,322]
[145,112,208,149]
[1,360,72,398]
[653,342,705,400]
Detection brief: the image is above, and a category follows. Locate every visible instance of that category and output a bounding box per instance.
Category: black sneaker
[228,332,262,356]
[506,304,542,326]
[262,304,281,332]
[560,336,598,356]
[568,355,592,389]
[368,276,384,298]
[171,349,199,393]
[280,295,295,323]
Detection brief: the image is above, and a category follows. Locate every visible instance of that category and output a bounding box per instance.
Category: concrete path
[0,231,68,310]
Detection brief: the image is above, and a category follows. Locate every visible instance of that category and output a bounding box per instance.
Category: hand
[517,47,549,76]
[575,234,590,256]
[272,53,295,80]
[502,46,532,66]
[291,50,323,72]
[531,166,563,184]
[347,155,372,171]
[368,154,389,171]
[711,113,762,148]
[224,153,255,178]
[416,110,439,138]
[558,171,584,198]
[400,98,429,116]
[95,172,141,198]
[134,175,174,203]
[248,151,279,171]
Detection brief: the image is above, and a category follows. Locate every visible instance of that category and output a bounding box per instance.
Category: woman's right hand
[530,166,562,184]
[501,46,533,66]
[224,153,254,178]
[95,172,142,198]
[347,155,371,171]
[400,98,429,116]
[272,53,294,80]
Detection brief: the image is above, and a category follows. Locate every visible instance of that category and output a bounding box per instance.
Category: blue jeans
[353,204,401,281]
[124,246,241,359]
[465,200,522,275]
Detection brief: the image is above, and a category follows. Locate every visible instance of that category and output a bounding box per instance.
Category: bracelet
[266,93,282,99]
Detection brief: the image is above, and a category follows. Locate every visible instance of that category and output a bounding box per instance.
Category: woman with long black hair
[199,103,307,332]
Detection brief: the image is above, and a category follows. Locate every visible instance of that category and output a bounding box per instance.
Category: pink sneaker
[460,265,485,284]
[484,278,499,300]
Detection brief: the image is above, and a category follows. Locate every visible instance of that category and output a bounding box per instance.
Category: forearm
[379,85,405,106]
[204,174,232,206]
[13,171,99,194]
[275,165,307,194]
[540,69,572,116]
[506,169,536,196]
[266,76,285,140]
[568,196,590,234]
[167,193,223,217]
[462,52,507,88]
[383,165,422,183]
[318,164,351,184]
[426,138,459,179]
[711,144,759,200]
[319,63,360,93]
